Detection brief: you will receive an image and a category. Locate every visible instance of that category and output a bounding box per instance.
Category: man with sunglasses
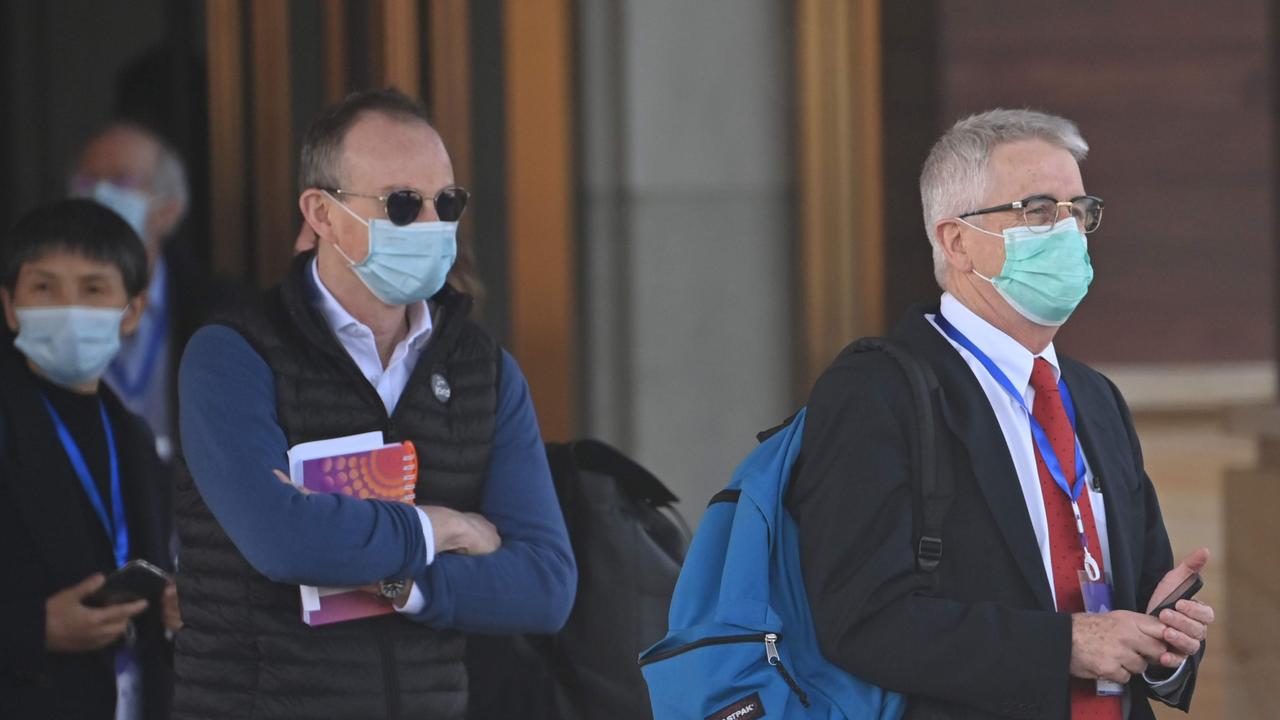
[171,88,576,720]
[787,109,1212,719]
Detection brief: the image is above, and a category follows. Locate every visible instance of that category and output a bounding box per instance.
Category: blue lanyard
[107,300,168,399]
[935,314,1102,580]
[42,397,130,568]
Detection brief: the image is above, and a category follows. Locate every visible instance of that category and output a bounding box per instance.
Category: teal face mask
[961,216,1094,327]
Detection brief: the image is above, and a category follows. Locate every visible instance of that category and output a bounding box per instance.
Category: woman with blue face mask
[0,199,180,720]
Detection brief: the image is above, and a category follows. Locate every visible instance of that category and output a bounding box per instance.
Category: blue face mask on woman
[13,305,127,387]
[959,216,1094,327]
[326,192,458,306]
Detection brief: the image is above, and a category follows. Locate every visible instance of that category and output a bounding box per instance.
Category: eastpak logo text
[706,692,766,720]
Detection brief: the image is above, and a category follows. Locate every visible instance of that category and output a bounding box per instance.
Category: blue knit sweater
[179,326,576,634]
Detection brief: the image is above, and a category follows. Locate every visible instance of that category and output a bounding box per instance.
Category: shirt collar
[308,258,433,350]
[939,292,1061,391]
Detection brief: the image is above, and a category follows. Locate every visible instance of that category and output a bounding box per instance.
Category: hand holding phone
[84,559,171,608]
[1148,572,1203,617]
[46,574,149,652]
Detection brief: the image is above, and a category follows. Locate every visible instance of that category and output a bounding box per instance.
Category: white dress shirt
[927,293,1111,603]
[927,292,1184,693]
[310,260,436,611]
[311,259,434,414]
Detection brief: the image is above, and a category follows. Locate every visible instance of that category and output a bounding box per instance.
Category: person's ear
[148,197,184,241]
[935,218,975,274]
[299,189,335,245]
[1,288,16,334]
[120,291,148,337]
[293,220,318,255]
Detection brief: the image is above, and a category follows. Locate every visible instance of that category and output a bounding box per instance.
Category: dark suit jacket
[786,303,1201,720]
[0,345,174,720]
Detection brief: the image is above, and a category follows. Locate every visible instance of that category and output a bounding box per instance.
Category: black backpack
[467,439,688,720]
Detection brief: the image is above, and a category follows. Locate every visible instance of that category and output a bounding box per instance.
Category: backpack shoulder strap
[848,337,955,573]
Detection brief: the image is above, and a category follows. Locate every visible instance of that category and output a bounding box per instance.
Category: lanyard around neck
[934,314,1102,581]
[42,396,129,568]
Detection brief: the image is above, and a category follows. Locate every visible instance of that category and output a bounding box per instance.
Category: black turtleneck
[30,367,121,570]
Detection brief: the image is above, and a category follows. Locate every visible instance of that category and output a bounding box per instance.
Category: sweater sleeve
[403,350,577,633]
[178,324,427,586]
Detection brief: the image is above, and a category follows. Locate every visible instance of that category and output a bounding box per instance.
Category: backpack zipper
[638,633,769,665]
[764,633,811,708]
[638,632,812,709]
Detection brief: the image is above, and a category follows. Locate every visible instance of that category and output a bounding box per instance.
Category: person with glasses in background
[172,87,575,720]
[786,109,1213,719]
[0,200,181,720]
[69,123,229,462]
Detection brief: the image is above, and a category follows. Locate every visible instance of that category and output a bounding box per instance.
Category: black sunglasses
[323,185,470,225]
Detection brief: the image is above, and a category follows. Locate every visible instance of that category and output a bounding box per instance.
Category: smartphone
[84,559,172,608]
[1148,572,1203,617]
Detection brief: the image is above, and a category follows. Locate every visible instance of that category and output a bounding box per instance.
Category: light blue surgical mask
[327,192,457,306]
[960,216,1094,327]
[13,305,127,387]
[84,181,151,242]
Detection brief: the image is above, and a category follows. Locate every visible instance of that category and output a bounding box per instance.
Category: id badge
[1079,570,1125,697]
[114,645,143,720]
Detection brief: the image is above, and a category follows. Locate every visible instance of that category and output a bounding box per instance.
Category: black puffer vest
[173,254,499,720]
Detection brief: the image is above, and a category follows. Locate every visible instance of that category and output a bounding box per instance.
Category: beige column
[795,0,885,388]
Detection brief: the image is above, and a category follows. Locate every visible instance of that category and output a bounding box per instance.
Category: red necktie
[1029,358,1121,719]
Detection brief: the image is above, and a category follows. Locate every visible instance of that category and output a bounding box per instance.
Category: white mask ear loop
[955,216,1004,238]
[323,190,370,227]
[953,216,1003,283]
[322,190,367,267]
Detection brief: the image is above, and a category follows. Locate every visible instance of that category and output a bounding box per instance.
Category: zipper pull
[764,633,780,665]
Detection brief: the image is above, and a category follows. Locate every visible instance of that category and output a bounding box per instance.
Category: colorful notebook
[285,432,418,626]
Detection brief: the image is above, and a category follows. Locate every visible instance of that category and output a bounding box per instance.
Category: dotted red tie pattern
[1030,358,1122,719]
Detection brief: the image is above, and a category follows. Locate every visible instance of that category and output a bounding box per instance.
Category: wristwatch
[377,579,408,600]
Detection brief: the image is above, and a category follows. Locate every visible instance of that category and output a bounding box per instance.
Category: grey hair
[919,108,1088,287]
[152,136,189,221]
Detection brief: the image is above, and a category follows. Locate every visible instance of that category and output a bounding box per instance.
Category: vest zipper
[378,624,401,720]
[764,633,811,708]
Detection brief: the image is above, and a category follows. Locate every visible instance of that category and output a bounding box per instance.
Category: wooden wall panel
[206,0,246,278]
[428,0,473,191]
[249,0,294,286]
[377,0,421,95]
[323,0,348,103]
[796,0,885,387]
[503,0,576,440]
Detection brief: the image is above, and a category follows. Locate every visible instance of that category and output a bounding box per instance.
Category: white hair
[919,108,1088,287]
[152,136,189,222]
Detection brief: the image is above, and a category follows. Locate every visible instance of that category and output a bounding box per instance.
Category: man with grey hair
[71,122,198,459]
[788,108,1211,718]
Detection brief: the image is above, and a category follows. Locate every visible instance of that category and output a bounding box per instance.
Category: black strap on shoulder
[848,337,954,573]
[707,489,740,507]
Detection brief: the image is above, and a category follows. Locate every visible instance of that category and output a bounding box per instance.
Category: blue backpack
[639,338,954,720]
